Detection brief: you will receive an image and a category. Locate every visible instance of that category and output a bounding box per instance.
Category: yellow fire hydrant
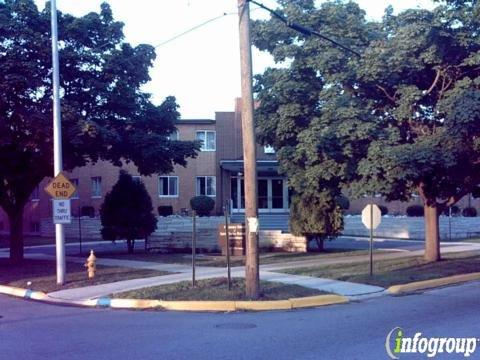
[85,250,97,279]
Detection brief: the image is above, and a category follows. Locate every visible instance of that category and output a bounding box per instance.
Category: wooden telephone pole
[238,0,259,299]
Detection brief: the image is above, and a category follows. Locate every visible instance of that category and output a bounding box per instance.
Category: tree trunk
[127,239,135,254]
[315,237,325,252]
[7,207,25,263]
[307,236,325,252]
[424,203,441,262]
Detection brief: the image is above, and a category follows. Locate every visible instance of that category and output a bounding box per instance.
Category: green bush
[462,207,477,217]
[81,206,95,218]
[100,171,157,253]
[190,196,215,216]
[379,205,388,216]
[406,205,424,217]
[158,206,173,217]
[335,195,350,210]
[290,191,343,251]
[443,205,461,216]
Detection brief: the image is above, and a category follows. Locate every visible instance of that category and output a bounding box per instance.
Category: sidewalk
[45,241,480,301]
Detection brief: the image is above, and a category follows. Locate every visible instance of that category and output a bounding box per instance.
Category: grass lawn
[0,259,171,293]
[112,277,327,301]
[0,235,96,248]
[98,248,386,267]
[281,252,480,288]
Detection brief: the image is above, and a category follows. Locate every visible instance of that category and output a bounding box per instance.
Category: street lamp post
[50,0,66,285]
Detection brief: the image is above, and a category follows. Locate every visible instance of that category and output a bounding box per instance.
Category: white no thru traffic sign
[53,199,71,224]
[362,204,382,230]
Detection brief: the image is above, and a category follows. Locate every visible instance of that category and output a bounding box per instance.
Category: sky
[35,0,434,119]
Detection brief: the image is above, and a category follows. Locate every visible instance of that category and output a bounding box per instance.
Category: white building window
[70,179,79,199]
[167,130,179,141]
[264,145,275,154]
[30,185,40,201]
[196,130,216,151]
[158,176,178,197]
[91,177,102,198]
[196,176,216,196]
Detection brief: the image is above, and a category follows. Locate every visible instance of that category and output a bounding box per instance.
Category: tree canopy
[0,0,199,261]
[100,171,157,254]
[252,0,480,261]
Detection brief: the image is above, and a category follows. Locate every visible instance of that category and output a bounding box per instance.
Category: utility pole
[238,0,259,299]
[51,0,66,285]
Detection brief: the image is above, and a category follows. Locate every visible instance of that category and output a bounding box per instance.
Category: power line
[153,12,235,49]
[153,6,261,49]
[247,0,361,57]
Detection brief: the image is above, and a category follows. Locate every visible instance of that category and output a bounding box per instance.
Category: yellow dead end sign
[44,172,76,199]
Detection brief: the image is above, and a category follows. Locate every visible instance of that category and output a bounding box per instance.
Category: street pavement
[0,280,478,360]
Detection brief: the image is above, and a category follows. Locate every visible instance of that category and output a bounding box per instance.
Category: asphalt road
[1,281,479,360]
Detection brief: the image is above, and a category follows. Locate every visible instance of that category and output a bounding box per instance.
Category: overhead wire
[153,6,261,49]
[247,0,362,57]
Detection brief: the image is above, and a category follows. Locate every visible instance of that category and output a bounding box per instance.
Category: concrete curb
[0,284,348,311]
[387,272,480,295]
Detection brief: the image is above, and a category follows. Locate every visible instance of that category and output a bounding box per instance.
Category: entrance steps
[230,213,290,232]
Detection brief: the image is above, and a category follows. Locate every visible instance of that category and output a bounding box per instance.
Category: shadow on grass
[0,259,170,293]
[113,277,328,301]
[283,254,480,288]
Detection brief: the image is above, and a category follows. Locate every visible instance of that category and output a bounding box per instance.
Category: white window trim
[264,145,275,154]
[158,176,179,198]
[91,177,102,198]
[196,176,216,197]
[70,179,79,199]
[167,130,179,141]
[196,130,216,151]
[30,185,40,202]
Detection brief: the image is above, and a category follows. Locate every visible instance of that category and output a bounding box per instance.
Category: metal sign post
[361,204,382,277]
[370,202,373,276]
[192,210,196,287]
[44,170,77,285]
[50,0,66,285]
[224,201,232,290]
[78,205,82,256]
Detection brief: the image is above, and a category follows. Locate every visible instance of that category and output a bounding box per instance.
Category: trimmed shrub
[81,206,95,218]
[190,195,215,216]
[379,205,388,216]
[443,205,461,216]
[462,207,477,217]
[290,191,343,252]
[406,205,424,217]
[100,171,157,254]
[158,206,173,217]
[451,205,461,216]
[335,195,350,210]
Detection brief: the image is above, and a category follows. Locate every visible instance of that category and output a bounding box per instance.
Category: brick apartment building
[0,99,289,236]
[1,98,479,237]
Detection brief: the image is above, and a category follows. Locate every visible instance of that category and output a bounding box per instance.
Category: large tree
[252,0,480,261]
[0,0,199,262]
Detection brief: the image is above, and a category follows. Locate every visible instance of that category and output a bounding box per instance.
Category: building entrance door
[230,177,288,213]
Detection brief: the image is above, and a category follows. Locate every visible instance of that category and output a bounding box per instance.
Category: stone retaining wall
[343,215,480,239]
[40,216,307,253]
[37,215,480,252]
